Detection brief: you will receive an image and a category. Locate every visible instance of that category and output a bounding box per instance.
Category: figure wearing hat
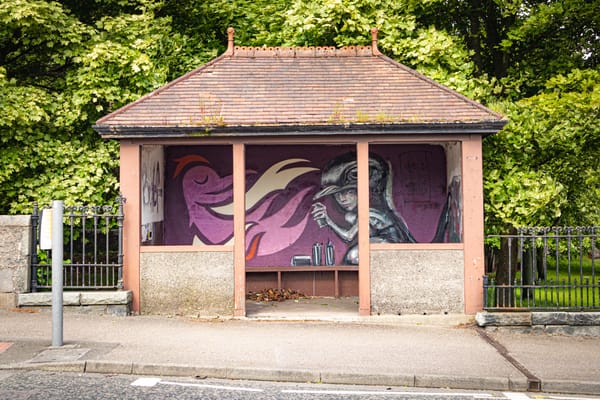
[311,152,416,265]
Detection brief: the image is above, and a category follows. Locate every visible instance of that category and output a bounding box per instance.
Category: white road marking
[282,389,495,397]
[131,377,264,392]
[504,393,531,400]
[131,377,162,387]
[133,379,553,399]
[158,381,264,392]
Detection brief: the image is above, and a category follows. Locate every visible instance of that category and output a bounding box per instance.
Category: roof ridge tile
[232,45,374,58]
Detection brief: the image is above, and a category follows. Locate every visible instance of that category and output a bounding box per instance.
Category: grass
[485,255,600,310]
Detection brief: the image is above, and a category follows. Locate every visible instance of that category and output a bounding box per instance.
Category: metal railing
[31,196,125,291]
[484,226,599,311]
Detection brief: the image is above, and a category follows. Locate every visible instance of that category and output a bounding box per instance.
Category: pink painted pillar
[462,136,485,314]
[357,141,371,316]
[233,143,246,316]
[119,142,141,313]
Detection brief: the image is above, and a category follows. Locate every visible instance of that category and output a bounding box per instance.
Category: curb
[0,361,86,373]
[5,360,593,394]
[541,380,600,396]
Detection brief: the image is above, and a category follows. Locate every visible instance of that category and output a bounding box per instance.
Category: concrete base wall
[370,249,464,315]
[477,312,600,337]
[0,216,31,309]
[140,251,234,317]
[17,291,132,316]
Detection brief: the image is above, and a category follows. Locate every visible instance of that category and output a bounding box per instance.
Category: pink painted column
[233,143,246,317]
[119,142,141,313]
[461,136,485,314]
[357,141,371,316]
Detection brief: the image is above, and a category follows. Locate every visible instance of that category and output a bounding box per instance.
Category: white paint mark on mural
[141,145,164,241]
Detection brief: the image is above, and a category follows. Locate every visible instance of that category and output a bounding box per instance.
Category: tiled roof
[94,28,506,138]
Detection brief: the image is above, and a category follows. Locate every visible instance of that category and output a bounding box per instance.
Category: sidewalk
[1,308,599,395]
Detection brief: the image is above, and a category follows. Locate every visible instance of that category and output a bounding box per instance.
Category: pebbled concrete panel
[370,249,464,315]
[140,251,234,316]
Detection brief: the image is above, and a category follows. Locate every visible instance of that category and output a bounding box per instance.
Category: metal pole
[51,200,64,347]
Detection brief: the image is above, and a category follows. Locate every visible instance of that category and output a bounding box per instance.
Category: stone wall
[140,251,234,316]
[370,249,464,315]
[477,312,600,337]
[17,291,132,316]
[0,216,31,309]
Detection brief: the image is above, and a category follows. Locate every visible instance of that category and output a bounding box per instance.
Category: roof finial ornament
[371,27,381,55]
[226,27,235,56]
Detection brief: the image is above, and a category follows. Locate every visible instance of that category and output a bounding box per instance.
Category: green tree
[0,0,598,236]
[0,0,105,214]
[249,0,494,100]
[421,0,599,97]
[482,67,598,296]
[502,0,599,97]
[484,69,600,231]
[0,0,196,214]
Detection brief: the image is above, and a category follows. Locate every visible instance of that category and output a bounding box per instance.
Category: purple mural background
[164,144,449,267]
[164,145,234,246]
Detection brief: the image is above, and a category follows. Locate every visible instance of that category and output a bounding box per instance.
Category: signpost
[39,208,52,250]
[51,200,64,347]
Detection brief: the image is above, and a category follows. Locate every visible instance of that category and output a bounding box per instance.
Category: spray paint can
[312,242,322,266]
[325,240,335,266]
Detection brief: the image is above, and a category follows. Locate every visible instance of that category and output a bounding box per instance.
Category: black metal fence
[30,197,125,291]
[484,226,599,311]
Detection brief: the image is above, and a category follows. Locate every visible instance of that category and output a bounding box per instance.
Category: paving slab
[0,342,12,353]
[486,330,600,383]
[28,346,90,364]
[1,308,599,394]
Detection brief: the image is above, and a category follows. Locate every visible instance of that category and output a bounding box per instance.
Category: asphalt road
[1,370,599,400]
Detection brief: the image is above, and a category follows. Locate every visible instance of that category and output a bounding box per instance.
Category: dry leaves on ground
[246,288,307,302]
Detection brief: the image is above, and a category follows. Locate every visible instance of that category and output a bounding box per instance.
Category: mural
[141,145,164,244]
[311,152,417,265]
[164,144,460,266]
[165,146,233,246]
[447,176,463,243]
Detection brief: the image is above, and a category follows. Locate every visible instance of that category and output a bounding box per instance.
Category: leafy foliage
[0,0,598,233]
[484,69,600,231]
[502,0,599,96]
[0,0,194,213]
